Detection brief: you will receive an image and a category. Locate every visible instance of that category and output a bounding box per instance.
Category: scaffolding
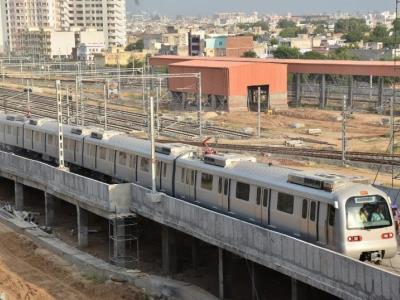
[108,215,140,268]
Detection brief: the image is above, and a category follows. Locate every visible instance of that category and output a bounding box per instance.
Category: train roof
[0,113,26,124]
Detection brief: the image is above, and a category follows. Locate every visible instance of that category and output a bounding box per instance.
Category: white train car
[0,114,26,149]
[0,112,395,262]
[176,153,397,261]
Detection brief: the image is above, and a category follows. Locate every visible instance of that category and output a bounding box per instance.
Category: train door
[255,188,270,225]
[156,161,162,191]
[327,204,336,247]
[186,169,196,201]
[317,203,328,245]
[218,177,230,210]
[300,199,318,241]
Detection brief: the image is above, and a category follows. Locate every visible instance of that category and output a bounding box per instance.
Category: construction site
[0,55,400,300]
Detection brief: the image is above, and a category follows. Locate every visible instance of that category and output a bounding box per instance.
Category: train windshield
[346,195,392,230]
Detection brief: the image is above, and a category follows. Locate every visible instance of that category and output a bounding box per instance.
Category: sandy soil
[0,222,144,300]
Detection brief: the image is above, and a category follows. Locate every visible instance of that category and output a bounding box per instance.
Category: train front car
[337,184,397,263]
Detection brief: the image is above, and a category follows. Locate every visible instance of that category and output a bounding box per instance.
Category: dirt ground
[0,222,145,300]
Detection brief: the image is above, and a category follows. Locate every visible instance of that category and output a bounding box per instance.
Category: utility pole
[75,76,79,125]
[66,87,70,125]
[26,79,31,118]
[117,49,121,101]
[342,96,347,166]
[198,73,202,137]
[150,96,156,194]
[104,79,109,130]
[257,87,261,138]
[56,80,65,169]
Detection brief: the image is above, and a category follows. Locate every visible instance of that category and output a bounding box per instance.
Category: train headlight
[381,232,394,239]
[347,235,362,242]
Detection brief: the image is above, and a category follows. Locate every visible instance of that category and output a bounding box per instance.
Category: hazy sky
[127,0,395,16]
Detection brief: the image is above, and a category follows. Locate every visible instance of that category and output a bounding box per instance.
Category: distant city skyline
[127,0,395,16]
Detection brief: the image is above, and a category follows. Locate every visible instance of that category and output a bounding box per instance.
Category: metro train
[0,112,397,262]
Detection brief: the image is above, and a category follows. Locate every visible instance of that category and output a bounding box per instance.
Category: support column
[44,192,57,227]
[192,237,199,270]
[113,218,126,267]
[218,248,224,300]
[14,181,24,211]
[76,206,88,248]
[319,74,326,109]
[218,248,233,300]
[295,73,301,107]
[211,95,217,110]
[250,262,256,300]
[291,278,298,300]
[347,75,354,108]
[162,225,177,275]
[378,77,384,110]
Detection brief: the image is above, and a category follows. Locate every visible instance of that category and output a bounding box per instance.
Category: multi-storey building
[67,0,126,47]
[0,0,61,53]
[0,0,126,54]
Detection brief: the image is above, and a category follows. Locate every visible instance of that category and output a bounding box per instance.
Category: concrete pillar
[218,248,224,300]
[162,226,177,275]
[378,77,384,110]
[295,73,301,107]
[14,181,24,211]
[44,192,57,227]
[319,74,326,109]
[211,95,217,110]
[192,237,199,270]
[291,278,298,300]
[218,248,233,300]
[250,262,256,300]
[76,206,88,248]
[347,76,354,108]
[113,218,126,266]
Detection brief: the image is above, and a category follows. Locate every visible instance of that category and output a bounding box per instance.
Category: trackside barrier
[0,151,131,215]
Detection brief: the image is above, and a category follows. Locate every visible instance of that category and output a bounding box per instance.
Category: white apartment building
[0,0,61,53]
[1,0,126,53]
[66,0,126,47]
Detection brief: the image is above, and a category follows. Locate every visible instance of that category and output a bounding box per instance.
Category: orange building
[168,60,287,112]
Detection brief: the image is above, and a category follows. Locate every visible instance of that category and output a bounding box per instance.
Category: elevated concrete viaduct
[0,150,399,299]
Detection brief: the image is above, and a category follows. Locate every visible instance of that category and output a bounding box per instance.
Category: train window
[118,152,127,165]
[91,145,96,156]
[277,193,294,214]
[302,199,308,219]
[310,201,316,221]
[140,158,149,172]
[263,189,269,207]
[201,173,213,191]
[129,155,136,168]
[163,165,167,177]
[6,125,11,134]
[236,182,250,201]
[181,168,185,183]
[218,178,223,194]
[157,162,162,177]
[99,147,107,160]
[256,187,261,205]
[108,150,114,161]
[328,205,335,226]
[224,179,228,196]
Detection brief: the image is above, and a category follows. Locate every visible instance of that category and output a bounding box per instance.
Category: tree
[278,19,297,29]
[334,18,369,34]
[273,46,301,59]
[314,24,326,35]
[242,50,257,58]
[127,59,144,69]
[369,24,389,42]
[125,39,144,51]
[269,37,278,46]
[329,47,359,60]
[279,27,298,38]
[302,51,326,60]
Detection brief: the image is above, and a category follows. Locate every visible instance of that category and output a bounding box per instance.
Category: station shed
[167,59,288,112]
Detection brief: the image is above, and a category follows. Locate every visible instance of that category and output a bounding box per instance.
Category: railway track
[0,87,250,139]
